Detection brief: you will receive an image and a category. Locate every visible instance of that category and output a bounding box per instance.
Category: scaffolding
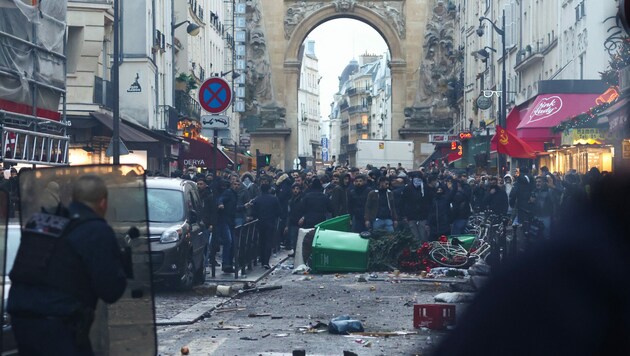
[0,0,69,166]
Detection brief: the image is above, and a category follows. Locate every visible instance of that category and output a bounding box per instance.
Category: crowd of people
[172,161,609,273]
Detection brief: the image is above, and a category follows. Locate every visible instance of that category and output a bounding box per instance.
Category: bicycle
[429,214,504,268]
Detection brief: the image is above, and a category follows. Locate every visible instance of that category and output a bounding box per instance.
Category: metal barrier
[232,219,259,279]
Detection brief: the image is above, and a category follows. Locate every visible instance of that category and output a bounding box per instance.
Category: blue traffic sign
[198,77,232,114]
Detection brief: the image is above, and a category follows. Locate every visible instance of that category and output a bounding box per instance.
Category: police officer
[8,174,128,355]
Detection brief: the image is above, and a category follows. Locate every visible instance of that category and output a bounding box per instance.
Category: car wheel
[178,256,194,291]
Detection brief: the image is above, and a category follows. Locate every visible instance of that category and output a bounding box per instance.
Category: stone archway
[245,1,458,170]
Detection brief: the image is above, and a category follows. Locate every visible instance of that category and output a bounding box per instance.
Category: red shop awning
[179,137,233,170]
[516,93,600,150]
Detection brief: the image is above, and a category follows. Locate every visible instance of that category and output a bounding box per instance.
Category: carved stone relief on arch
[283,0,406,40]
[245,0,286,127]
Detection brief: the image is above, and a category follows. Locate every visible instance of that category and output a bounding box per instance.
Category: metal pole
[499,9,507,175]
[213,129,218,176]
[234,141,238,172]
[112,0,120,164]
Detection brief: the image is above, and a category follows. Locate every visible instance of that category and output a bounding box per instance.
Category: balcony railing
[175,90,201,121]
[348,105,369,114]
[93,76,113,109]
[355,123,369,131]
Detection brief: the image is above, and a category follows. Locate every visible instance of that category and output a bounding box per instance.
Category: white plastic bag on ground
[434,292,476,303]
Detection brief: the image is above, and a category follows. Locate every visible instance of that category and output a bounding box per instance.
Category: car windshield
[108,187,185,223]
[146,188,185,222]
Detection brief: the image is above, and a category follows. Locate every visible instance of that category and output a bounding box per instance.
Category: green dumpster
[310,215,369,273]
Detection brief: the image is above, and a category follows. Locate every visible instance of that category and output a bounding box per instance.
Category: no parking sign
[198,77,232,114]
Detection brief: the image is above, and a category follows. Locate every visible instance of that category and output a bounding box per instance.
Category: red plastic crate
[413,304,456,330]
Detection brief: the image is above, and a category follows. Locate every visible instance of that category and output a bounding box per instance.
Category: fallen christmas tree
[367,230,438,272]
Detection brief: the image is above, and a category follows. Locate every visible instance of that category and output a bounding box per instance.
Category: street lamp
[477,9,507,173]
[172,20,201,36]
[219,70,241,80]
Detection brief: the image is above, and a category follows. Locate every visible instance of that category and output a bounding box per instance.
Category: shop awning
[506,105,531,133]
[179,137,233,170]
[90,112,158,143]
[515,93,600,150]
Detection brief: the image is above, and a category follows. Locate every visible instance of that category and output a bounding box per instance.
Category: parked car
[143,178,208,289]
[108,177,208,290]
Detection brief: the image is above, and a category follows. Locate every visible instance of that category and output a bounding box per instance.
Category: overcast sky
[306,19,389,121]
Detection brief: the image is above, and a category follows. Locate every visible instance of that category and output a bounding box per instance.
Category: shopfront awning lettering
[179,137,234,170]
[513,93,601,151]
[516,93,600,135]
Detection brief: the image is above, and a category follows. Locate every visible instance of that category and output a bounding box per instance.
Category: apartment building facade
[453,0,620,174]
[297,39,321,166]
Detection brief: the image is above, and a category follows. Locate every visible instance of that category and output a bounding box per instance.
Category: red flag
[490,125,536,158]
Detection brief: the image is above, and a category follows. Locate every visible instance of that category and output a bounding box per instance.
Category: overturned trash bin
[310,215,369,273]
[449,234,477,250]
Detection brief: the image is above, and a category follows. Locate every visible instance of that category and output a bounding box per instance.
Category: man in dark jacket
[401,172,431,242]
[530,176,555,239]
[428,181,451,240]
[509,166,534,224]
[482,176,509,215]
[365,177,398,232]
[216,179,240,273]
[448,179,471,235]
[348,174,370,233]
[8,175,127,355]
[284,183,303,254]
[275,173,293,247]
[330,173,349,217]
[298,178,333,229]
[197,178,217,267]
[250,181,281,268]
[235,172,258,227]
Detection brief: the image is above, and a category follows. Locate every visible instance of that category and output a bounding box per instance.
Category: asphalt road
[157,268,461,355]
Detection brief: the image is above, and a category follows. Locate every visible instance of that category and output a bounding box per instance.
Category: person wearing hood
[428,179,451,240]
[401,172,431,242]
[482,176,509,215]
[297,178,333,228]
[367,169,380,190]
[365,176,398,232]
[448,179,471,235]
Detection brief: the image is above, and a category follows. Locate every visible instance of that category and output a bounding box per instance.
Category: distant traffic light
[256,154,272,168]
